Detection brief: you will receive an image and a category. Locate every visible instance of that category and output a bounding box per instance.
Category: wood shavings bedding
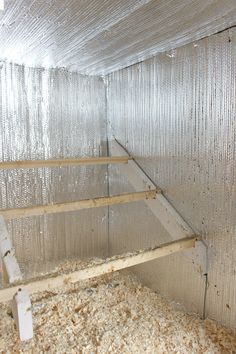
[0,259,235,353]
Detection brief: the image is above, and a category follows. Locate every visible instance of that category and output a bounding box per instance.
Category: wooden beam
[0,190,158,220]
[0,156,131,170]
[110,140,207,275]
[0,216,33,341]
[0,236,198,303]
[12,290,33,341]
[0,216,22,283]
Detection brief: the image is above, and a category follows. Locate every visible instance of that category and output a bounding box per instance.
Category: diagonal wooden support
[0,216,33,341]
[0,216,22,283]
[0,236,198,303]
[110,139,208,275]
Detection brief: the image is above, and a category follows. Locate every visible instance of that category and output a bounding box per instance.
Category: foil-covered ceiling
[0,0,236,75]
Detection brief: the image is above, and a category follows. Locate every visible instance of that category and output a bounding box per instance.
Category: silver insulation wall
[107,29,236,330]
[0,63,108,278]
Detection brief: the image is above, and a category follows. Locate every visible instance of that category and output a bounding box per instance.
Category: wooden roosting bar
[0,190,159,220]
[0,141,206,342]
[0,236,199,303]
[0,156,132,169]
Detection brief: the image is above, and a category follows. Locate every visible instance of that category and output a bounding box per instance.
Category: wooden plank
[2,254,23,284]
[0,216,33,340]
[0,156,131,170]
[0,216,13,255]
[12,290,33,341]
[0,236,198,303]
[110,140,207,275]
[0,216,22,283]
[0,190,158,220]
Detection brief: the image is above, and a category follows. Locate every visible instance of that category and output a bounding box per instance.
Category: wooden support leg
[0,216,22,284]
[2,252,23,284]
[1,259,9,284]
[12,289,33,341]
[0,215,33,341]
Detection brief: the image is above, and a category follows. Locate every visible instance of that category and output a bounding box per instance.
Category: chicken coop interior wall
[0,27,236,332]
[107,28,236,331]
[0,63,108,278]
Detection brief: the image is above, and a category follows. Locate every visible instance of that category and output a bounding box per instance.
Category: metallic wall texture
[0,1,235,330]
[1,0,236,75]
[0,62,108,279]
[107,29,236,330]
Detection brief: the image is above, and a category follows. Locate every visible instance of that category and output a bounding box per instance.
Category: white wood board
[0,215,33,341]
[0,216,22,283]
[110,140,207,275]
[12,289,33,341]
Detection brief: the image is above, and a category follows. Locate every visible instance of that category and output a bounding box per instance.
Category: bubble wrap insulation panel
[107,29,236,330]
[0,62,108,279]
[1,0,236,75]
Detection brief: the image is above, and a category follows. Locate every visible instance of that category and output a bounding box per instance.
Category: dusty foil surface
[107,28,236,330]
[0,262,235,353]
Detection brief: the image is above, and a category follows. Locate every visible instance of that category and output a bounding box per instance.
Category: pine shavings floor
[0,264,235,353]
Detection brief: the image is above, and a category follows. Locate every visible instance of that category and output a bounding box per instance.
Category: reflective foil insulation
[0,0,235,333]
[0,63,108,277]
[107,29,236,330]
[1,0,236,75]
